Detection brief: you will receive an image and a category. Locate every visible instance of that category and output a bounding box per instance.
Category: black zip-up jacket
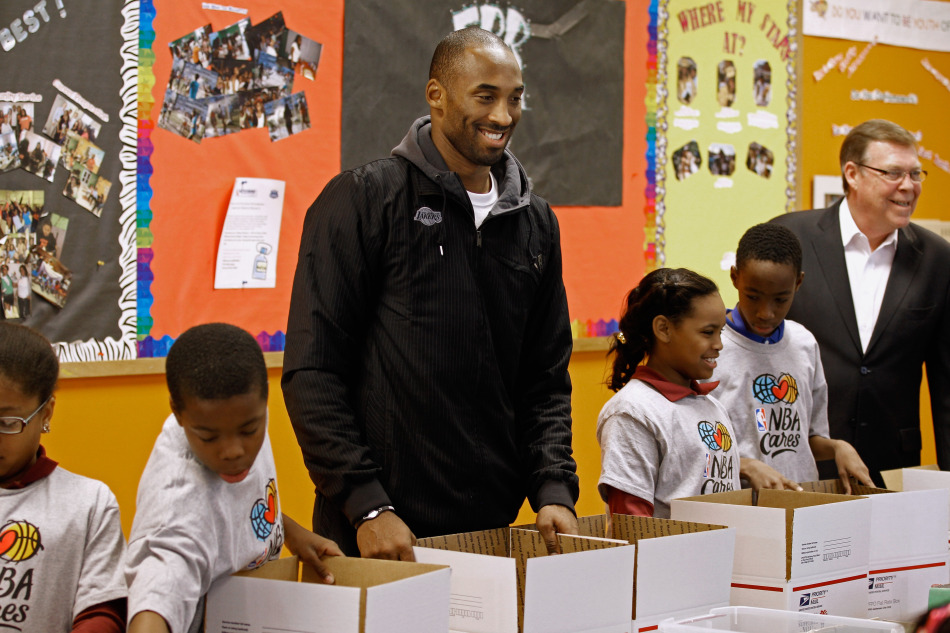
[283,117,578,553]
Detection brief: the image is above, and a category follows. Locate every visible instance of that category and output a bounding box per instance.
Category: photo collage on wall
[0,189,72,317]
[0,91,102,313]
[157,12,321,144]
[672,56,776,182]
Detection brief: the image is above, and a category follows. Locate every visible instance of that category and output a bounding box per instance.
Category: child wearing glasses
[125,323,343,633]
[0,321,128,631]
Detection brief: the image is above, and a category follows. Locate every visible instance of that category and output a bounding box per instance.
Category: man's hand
[536,504,578,555]
[356,510,416,561]
[282,514,344,583]
[832,440,874,493]
[740,458,802,491]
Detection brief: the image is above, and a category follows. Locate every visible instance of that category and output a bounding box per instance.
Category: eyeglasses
[0,396,51,435]
[856,163,927,183]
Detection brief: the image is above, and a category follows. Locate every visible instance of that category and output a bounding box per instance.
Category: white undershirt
[839,198,898,352]
[467,172,498,229]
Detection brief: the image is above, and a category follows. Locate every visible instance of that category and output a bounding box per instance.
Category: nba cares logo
[414,207,442,226]
[0,520,42,562]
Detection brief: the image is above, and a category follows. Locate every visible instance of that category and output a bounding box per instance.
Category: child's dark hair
[166,323,268,411]
[0,322,58,402]
[608,268,718,392]
[735,223,802,275]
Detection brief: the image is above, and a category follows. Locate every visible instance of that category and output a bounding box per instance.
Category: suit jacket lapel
[809,203,863,355]
[867,225,922,353]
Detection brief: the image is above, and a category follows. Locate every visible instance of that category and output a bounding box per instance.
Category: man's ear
[843,162,860,193]
[794,270,805,292]
[730,265,740,289]
[426,78,445,111]
[653,314,672,344]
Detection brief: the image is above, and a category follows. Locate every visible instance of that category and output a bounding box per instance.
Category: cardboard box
[577,514,736,633]
[800,480,950,622]
[657,605,903,633]
[670,489,872,618]
[414,522,636,633]
[204,555,451,633]
[880,464,940,492]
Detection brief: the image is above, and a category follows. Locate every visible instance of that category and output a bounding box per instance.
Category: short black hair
[429,27,510,87]
[735,223,802,275]
[166,323,268,411]
[0,322,58,402]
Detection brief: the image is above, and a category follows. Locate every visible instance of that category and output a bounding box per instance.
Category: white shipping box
[658,605,903,632]
[572,514,736,633]
[670,489,872,618]
[204,555,451,633]
[801,480,950,621]
[415,523,636,633]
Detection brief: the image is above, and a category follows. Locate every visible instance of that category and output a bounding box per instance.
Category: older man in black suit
[772,119,950,484]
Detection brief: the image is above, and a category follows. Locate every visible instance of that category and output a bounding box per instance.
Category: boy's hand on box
[740,458,802,491]
[282,514,344,584]
[832,440,874,493]
[537,504,578,555]
[356,510,416,562]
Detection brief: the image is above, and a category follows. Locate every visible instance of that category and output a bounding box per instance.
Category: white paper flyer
[214,177,284,289]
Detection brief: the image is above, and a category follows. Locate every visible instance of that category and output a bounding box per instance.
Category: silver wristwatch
[355,504,395,528]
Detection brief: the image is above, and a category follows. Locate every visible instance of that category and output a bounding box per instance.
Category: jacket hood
[391,116,532,215]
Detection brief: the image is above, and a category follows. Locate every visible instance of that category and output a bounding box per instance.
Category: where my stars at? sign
[675,1,792,62]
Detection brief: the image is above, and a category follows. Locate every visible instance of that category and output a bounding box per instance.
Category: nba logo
[755,408,768,432]
[703,453,710,478]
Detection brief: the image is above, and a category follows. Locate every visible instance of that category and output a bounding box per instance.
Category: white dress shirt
[839,198,898,352]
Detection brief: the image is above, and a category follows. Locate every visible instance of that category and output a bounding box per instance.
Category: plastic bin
[658,606,904,633]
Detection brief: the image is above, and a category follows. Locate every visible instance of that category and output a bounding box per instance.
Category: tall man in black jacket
[772,119,950,483]
[283,27,579,559]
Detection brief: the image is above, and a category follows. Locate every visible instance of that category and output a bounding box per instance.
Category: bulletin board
[0,0,137,362]
[799,0,950,221]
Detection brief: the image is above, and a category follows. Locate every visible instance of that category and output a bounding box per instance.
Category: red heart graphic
[772,379,789,400]
[713,426,723,448]
[0,530,16,556]
[264,494,276,524]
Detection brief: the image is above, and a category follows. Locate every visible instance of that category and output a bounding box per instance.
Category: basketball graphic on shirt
[698,421,732,452]
[249,479,279,541]
[0,520,42,562]
[752,373,799,405]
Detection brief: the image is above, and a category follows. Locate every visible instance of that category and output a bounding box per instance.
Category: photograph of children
[0,190,43,238]
[265,92,310,142]
[209,59,262,95]
[753,60,772,107]
[671,141,701,181]
[64,166,111,217]
[29,245,71,309]
[169,57,219,100]
[17,131,61,182]
[156,89,208,143]
[708,143,736,176]
[257,53,294,96]
[716,60,737,108]
[280,30,322,80]
[60,133,105,174]
[34,213,67,260]
[209,18,252,62]
[0,102,34,137]
[0,260,16,319]
[0,131,20,173]
[677,57,698,105]
[42,94,102,145]
[245,12,286,62]
[170,24,212,65]
[746,142,774,179]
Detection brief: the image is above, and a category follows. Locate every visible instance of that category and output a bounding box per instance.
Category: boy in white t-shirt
[712,223,873,490]
[126,323,343,633]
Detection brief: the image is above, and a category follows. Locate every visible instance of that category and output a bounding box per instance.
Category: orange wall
[45,351,616,537]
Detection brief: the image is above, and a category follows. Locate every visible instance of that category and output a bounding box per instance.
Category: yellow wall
[45,350,616,537]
